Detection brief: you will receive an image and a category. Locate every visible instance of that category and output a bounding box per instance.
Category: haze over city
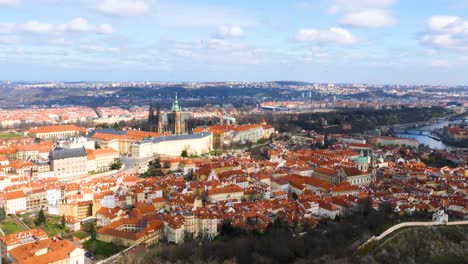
[1,0,468,84]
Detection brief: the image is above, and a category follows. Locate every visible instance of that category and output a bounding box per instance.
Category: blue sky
[1,0,468,84]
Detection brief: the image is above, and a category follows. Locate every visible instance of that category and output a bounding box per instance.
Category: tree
[111,158,123,170]
[0,206,5,221]
[35,208,46,226]
[112,122,121,131]
[89,222,97,254]
[89,223,96,240]
[61,215,66,230]
[291,192,298,200]
[181,150,188,158]
[154,158,162,169]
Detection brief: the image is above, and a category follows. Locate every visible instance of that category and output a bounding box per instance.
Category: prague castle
[148,94,186,135]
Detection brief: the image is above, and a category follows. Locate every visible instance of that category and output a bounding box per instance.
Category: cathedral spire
[171,92,180,112]
[148,102,155,132]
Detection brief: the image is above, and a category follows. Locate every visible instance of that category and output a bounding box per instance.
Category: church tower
[156,102,163,133]
[171,93,183,135]
[148,103,155,132]
[355,151,369,172]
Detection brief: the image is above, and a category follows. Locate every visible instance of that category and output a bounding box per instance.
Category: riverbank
[396,116,467,150]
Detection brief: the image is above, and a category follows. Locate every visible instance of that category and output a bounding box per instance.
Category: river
[396,118,467,150]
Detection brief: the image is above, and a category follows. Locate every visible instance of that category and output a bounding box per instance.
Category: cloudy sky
[1,0,468,84]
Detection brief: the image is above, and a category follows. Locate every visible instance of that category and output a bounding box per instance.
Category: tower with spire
[170,93,185,135]
[156,102,163,133]
[148,103,155,132]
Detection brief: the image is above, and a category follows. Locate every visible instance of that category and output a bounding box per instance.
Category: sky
[1,0,468,85]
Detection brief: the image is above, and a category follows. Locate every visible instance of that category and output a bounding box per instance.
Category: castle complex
[148,94,186,135]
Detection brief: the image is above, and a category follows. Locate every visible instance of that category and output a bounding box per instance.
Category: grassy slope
[359,226,468,264]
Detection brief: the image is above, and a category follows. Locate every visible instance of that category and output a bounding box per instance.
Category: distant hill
[273,81,311,86]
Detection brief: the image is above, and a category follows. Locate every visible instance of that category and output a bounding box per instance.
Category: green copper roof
[355,150,368,163]
[171,93,180,112]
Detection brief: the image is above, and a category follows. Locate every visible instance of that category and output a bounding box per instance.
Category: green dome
[355,151,368,164]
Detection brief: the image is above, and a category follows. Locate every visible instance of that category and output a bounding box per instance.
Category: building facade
[50,147,88,179]
[131,132,213,158]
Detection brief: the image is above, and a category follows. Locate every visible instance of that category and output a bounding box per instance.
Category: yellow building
[25,124,86,139]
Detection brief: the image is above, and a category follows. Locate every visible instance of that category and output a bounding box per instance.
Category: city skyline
[1,0,468,85]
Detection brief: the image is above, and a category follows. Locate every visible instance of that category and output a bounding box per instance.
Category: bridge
[394,129,441,141]
[449,117,468,122]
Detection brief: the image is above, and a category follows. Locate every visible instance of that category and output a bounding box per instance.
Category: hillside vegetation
[359,226,468,264]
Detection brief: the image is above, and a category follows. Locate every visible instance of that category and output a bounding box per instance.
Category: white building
[50,147,88,179]
[164,218,185,244]
[60,137,95,150]
[4,190,26,214]
[46,188,59,215]
[131,132,213,158]
[102,194,116,209]
[87,148,119,172]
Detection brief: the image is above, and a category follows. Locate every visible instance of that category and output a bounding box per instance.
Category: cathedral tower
[171,93,184,135]
[148,103,155,132]
[156,102,163,133]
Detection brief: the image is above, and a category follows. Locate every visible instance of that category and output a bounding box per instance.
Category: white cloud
[422,16,468,50]
[429,60,450,67]
[0,0,20,7]
[213,26,244,38]
[79,45,120,53]
[303,47,330,63]
[93,0,153,17]
[20,21,56,34]
[339,9,396,28]
[0,23,16,34]
[328,0,395,13]
[174,49,194,57]
[426,16,460,32]
[0,35,19,44]
[294,27,357,45]
[329,0,397,28]
[64,18,113,34]
[155,3,257,28]
[0,18,113,35]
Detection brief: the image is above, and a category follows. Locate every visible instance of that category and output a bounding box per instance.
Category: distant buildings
[443,125,468,141]
[369,136,419,148]
[25,124,86,139]
[193,119,275,148]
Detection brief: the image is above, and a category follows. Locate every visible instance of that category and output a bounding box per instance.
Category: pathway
[10,214,30,230]
[358,220,468,251]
